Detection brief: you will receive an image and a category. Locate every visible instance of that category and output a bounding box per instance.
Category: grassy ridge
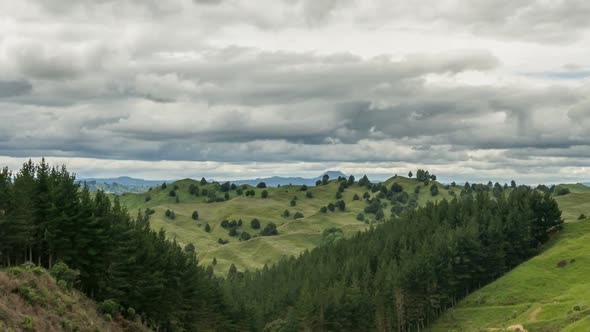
[429,190,590,332]
[116,176,458,274]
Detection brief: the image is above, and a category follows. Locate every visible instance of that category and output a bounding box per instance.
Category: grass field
[115,176,458,274]
[428,188,590,332]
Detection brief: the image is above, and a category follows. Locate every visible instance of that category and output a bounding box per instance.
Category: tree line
[0,160,236,331]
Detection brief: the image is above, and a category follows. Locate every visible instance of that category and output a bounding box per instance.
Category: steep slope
[0,266,147,332]
[116,176,457,274]
[428,192,590,332]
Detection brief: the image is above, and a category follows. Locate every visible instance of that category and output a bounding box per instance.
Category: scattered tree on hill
[290,199,296,207]
[257,182,267,189]
[336,200,346,211]
[251,218,261,229]
[169,190,176,197]
[220,181,231,192]
[511,180,517,188]
[294,212,304,219]
[184,243,195,254]
[430,183,439,196]
[231,183,237,190]
[240,231,251,241]
[204,223,211,232]
[315,180,322,186]
[356,213,365,221]
[353,193,360,201]
[260,223,278,236]
[320,206,328,213]
[229,228,238,237]
[282,210,290,218]
[391,183,403,193]
[375,209,385,220]
[408,171,413,178]
[175,196,180,203]
[322,174,330,185]
[192,211,199,220]
[161,182,167,189]
[347,175,355,186]
[327,203,335,212]
[145,195,151,202]
[212,257,217,265]
[261,190,269,198]
[224,192,230,200]
[305,191,313,198]
[358,175,370,187]
[165,209,176,219]
[200,177,207,185]
[578,214,587,220]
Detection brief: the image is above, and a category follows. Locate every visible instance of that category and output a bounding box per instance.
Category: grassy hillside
[0,266,147,332]
[428,188,590,332]
[116,176,457,274]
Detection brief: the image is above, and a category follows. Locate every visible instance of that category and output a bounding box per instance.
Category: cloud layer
[1,0,590,183]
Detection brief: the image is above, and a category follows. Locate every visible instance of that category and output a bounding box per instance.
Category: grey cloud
[0,80,32,98]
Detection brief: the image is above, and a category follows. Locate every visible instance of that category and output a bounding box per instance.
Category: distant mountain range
[79,176,166,187]
[79,171,356,194]
[231,170,348,187]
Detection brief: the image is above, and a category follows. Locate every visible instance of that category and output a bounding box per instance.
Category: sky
[1,0,590,184]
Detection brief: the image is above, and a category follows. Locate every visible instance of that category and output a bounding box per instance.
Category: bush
[192,210,199,220]
[127,307,136,320]
[99,299,120,316]
[356,213,365,221]
[290,199,296,206]
[22,316,33,331]
[353,193,360,201]
[50,262,80,290]
[261,190,269,198]
[282,210,290,218]
[578,214,587,220]
[294,212,304,219]
[169,190,176,197]
[204,223,211,232]
[306,191,313,198]
[251,218,261,229]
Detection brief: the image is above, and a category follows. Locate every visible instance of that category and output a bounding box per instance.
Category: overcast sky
[1,0,590,183]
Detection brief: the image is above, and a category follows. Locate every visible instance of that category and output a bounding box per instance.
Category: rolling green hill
[428,186,590,332]
[115,176,457,274]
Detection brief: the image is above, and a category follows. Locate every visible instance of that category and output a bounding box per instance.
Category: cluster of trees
[0,160,236,330]
[415,169,437,183]
[222,187,563,331]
